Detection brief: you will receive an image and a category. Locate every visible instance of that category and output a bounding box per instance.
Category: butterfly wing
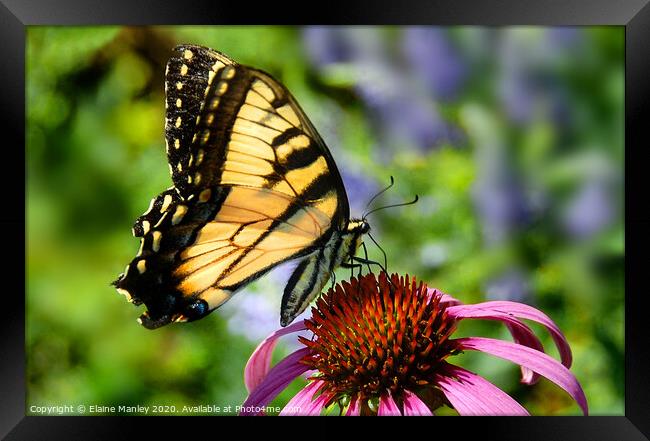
[114,45,350,329]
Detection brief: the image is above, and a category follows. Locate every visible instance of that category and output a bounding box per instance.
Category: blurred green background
[27,26,623,415]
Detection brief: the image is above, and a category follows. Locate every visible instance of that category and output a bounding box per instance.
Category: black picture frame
[7,0,648,439]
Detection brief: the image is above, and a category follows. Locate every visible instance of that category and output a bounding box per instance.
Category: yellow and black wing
[113,45,350,329]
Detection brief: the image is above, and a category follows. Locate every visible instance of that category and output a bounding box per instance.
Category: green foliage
[27,26,623,415]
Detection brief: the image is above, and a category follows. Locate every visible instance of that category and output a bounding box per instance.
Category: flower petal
[446,304,545,384]
[378,390,402,416]
[433,362,529,415]
[447,301,572,368]
[427,287,461,306]
[402,390,434,416]
[240,347,311,415]
[279,380,327,416]
[345,396,361,416]
[244,320,308,392]
[454,337,588,415]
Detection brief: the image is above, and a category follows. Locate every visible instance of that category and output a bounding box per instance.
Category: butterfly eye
[184,299,209,321]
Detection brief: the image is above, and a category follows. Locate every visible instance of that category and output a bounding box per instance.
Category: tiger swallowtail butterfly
[113,44,369,329]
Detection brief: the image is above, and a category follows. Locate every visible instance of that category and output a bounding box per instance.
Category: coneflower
[240,272,587,416]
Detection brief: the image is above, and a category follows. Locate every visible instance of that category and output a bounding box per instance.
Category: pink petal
[244,320,308,392]
[433,362,529,415]
[446,304,545,384]
[447,301,572,368]
[279,380,328,416]
[240,348,311,415]
[345,396,361,416]
[427,287,462,306]
[378,390,402,416]
[402,390,433,416]
[454,337,588,415]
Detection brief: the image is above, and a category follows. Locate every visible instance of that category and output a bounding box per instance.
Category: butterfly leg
[330,270,336,290]
[361,241,372,276]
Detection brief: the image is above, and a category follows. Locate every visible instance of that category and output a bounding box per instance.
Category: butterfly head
[347,218,370,235]
[345,218,370,253]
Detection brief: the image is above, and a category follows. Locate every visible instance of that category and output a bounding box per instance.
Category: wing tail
[281,251,330,327]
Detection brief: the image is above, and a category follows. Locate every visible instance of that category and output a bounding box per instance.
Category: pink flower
[240,272,588,416]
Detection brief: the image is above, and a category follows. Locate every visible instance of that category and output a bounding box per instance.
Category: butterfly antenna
[363,195,419,220]
[363,176,395,214]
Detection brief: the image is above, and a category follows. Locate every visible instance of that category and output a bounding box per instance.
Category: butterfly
[113,44,370,329]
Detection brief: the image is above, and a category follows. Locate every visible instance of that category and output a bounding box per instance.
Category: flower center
[300,272,457,404]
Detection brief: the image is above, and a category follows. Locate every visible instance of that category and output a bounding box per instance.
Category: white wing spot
[142,220,151,235]
[161,194,173,213]
[175,116,182,128]
[222,66,236,79]
[183,49,194,60]
[174,138,180,149]
[180,64,189,76]
[206,113,214,125]
[209,98,220,110]
[217,81,228,95]
[172,205,188,225]
[116,288,133,302]
[194,172,202,185]
[196,149,205,165]
[176,81,183,90]
[176,98,182,108]
[152,231,162,252]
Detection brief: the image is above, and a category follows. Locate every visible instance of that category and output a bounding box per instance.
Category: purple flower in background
[301,26,460,152]
[302,26,353,67]
[563,179,614,240]
[402,27,467,101]
[485,269,531,303]
[472,153,531,245]
[240,272,587,416]
[498,28,582,126]
[223,291,279,343]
